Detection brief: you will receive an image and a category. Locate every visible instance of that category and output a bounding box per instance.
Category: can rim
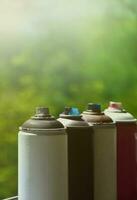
[3,196,18,200]
[19,127,65,131]
[114,119,137,123]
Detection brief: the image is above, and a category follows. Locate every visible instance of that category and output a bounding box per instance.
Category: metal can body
[18,107,68,200]
[105,102,137,200]
[82,103,117,200]
[66,126,92,200]
[58,107,93,200]
[18,130,68,200]
[116,122,137,200]
[91,124,117,200]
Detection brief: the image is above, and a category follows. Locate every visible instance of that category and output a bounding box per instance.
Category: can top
[58,107,89,127]
[82,103,113,124]
[20,107,64,131]
[104,101,136,122]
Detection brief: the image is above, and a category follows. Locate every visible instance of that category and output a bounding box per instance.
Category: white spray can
[82,103,117,200]
[18,107,68,200]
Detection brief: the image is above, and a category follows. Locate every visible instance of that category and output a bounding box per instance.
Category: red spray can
[105,102,137,200]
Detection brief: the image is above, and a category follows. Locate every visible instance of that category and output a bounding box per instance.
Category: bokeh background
[0,0,137,198]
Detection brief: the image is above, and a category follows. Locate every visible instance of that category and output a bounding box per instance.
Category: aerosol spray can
[18,107,68,200]
[104,102,137,200]
[82,103,117,200]
[58,107,93,200]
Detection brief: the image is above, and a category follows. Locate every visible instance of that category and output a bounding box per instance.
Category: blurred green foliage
[0,0,137,198]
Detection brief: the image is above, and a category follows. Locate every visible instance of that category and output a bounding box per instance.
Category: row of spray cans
[17,102,137,200]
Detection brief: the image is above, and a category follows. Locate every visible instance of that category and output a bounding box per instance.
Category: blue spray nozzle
[68,107,80,116]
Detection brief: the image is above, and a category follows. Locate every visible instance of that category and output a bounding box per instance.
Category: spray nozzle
[88,103,101,113]
[33,107,51,119]
[63,107,80,116]
[68,107,80,116]
[109,102,123,111]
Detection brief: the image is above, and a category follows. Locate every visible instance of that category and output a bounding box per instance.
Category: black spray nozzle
[34,107,51,118]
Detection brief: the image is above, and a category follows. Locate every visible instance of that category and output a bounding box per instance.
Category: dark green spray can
[58,107,93,200]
